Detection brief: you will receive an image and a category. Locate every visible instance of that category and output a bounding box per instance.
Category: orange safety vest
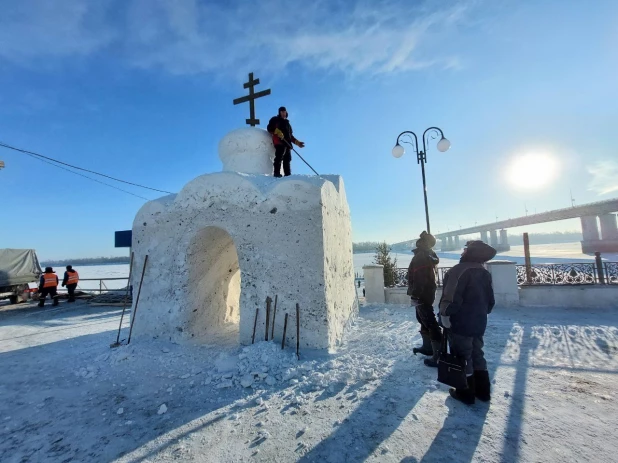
[43,273,58,288]
[67,271,79,285]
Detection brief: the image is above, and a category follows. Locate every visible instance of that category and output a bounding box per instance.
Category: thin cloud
[0,0,473,76]
[588,160,618,195]
[0,1,116,63]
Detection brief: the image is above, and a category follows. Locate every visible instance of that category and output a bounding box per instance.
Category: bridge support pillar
[600,213,618,240]
[481,230,488,244]
[490,230,498,248]
[454,235,461,249]
[498,229,511,252]
[584,213,618,253]
[442,236,449,251]
[581,216,600,242]
[580,216,604,253]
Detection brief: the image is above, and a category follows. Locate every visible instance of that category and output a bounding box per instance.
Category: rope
[0,141,173,194]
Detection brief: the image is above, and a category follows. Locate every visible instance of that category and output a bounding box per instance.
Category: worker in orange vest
[38,267,59,307]
[62,265,79,303]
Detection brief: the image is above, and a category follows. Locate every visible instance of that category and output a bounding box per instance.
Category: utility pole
[570,189,575,208]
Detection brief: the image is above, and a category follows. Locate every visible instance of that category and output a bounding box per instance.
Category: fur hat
[44,267,54,273]
[416,231,436,248]
[463,240,497,263]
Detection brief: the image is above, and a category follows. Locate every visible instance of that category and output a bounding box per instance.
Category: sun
[506,151,560,190]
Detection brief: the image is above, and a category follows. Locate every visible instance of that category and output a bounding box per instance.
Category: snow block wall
[131,127,357,351]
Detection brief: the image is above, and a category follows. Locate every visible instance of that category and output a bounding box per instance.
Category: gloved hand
[410,297,421,307]
[62,283,65,287]
[440,315,451,328]
[294,139,305,148]
[274,128,284,139]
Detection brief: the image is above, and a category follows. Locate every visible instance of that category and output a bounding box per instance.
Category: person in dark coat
[38,267,59,307]
[439,240,496,405]
[267,106,305,177]
[407,231,442,366]
[62,265,80,303]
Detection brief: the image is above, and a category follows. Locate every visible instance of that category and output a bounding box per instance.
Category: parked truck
[0,249,42,304]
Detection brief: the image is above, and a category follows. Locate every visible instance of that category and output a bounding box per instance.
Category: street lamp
[391,127,450,234]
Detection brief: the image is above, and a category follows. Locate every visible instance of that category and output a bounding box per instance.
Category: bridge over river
[435,198,618,253]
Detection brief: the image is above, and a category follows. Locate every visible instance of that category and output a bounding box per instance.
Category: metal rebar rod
[265,297,271,341]
[114,252,134,345]
[252,308,259,344]
[281,313,288,350]
[127,255,148,344]
[271,295,278,340]
[296,303,300,360]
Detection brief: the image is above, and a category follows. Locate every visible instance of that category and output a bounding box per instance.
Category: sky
[1,0,617,260]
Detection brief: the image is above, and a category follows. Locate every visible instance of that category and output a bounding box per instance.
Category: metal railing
[55,277,129,294]
[516,262,618,286]
[392,267,451,288]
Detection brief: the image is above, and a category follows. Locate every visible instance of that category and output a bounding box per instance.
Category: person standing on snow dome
[267,106,305,177]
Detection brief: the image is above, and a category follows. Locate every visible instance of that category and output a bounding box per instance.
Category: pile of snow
[102,331,394,397]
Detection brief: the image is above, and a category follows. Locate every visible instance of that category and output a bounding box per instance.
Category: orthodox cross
[232,72,271,126]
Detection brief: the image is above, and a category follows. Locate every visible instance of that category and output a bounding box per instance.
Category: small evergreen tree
[374,242,398,287]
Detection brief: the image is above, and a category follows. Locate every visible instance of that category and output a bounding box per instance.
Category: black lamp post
[392,127,451,234]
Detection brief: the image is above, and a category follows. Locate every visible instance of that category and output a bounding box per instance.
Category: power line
[0,141,174,194]
[20,150,150,200]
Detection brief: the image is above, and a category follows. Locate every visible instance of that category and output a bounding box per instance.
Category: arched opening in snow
[187,226,240,343]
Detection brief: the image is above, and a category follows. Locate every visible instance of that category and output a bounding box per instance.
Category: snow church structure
[130,127,357,351]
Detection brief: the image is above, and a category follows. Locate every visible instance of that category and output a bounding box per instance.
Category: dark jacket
[407,246,439,304]
[439,242,496,337]
[267,116,296,145]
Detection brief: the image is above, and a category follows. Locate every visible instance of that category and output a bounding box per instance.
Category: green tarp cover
[0,249,42,286]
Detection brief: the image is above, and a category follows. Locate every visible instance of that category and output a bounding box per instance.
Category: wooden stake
[523,232,532,284]
[281,313,288,350]
[271,295,278,341]
[252,308,259,344]
[127,254,148,345]
[296,303,300,360]
[265,296,272,341]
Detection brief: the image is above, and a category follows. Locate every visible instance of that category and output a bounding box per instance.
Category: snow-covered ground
[1,300,616,462]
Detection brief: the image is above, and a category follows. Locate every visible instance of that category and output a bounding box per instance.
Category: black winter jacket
[407,247,439,304]
[439,244,496,337]
[267,116,296,145]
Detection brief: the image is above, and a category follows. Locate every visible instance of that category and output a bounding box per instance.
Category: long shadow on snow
[416,320,517,463]
[0,308,292,463]
[297,355,427,463]
[0,300,123,330]
[416,306,617,463]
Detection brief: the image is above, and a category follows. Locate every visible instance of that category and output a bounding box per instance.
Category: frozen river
[56,241,616,289]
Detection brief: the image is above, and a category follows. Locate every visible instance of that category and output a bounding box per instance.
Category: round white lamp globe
[437,138,451,153]
[392,144,405,158]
